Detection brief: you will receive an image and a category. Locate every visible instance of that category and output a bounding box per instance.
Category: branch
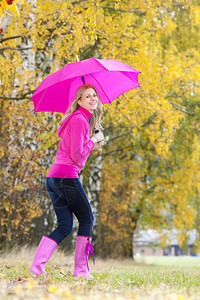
[0,46,33,52]
[108,127,134,143]
[104,115,156,145]
[189,101,200,108]
[0,35,24,43]
[169,101,194,116]
[80,36,100,60]
[141,113,157,127]
[0,91,34,100]
[102,6,145,14]
[98,146,136,159]
[0,96,31,100]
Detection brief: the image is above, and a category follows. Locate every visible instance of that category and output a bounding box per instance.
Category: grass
[135,255,200,268]
[0,247,200,299]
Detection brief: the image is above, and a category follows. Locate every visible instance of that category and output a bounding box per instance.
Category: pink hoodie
[46,106,95,178]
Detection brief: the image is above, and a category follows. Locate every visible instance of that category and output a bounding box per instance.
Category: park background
[1,0,200,260]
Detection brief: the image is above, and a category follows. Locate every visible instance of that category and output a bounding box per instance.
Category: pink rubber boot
[29,236,58,276]
[73,236,95,278]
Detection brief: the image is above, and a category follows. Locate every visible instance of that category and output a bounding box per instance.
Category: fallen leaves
[0,257,200,299]
[0,277,199,300]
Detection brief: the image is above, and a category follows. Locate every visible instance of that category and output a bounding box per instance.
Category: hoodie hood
[57,113,75,138]
[57,107,93,138]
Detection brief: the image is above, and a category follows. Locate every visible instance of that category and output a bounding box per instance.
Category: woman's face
[78,88,98,113]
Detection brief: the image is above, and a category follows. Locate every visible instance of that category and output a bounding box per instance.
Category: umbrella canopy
[31,58,140,115]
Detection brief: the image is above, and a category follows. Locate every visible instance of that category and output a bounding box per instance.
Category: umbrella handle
[81,76,85,84]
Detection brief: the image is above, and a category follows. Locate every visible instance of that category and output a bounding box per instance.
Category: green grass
[0,249,200,299]
[135,255,200,268]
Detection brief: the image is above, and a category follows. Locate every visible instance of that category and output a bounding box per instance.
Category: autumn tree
[1,0,200,258]
[97,0,200,257]
[0,0,110,248]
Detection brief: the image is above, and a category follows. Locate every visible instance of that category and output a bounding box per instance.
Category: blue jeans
[46,177,94,244]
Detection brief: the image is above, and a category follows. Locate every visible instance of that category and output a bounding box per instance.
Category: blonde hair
[59,84,103,137]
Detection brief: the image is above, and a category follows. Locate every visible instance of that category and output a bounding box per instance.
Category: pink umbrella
[31,58,140,115]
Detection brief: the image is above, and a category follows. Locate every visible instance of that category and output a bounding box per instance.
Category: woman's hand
[92,141,105,150]
[91,131,104,143]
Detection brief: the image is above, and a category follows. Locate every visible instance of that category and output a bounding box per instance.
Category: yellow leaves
[99,158,138,256]
[190,5,200,26]
[106,90,181,156]
[1,95,44,241]
[47,285,72,297]
[4,203,10,212]
[100,213,107,224]
[15,185,23,191]
[48,285,58,293]
[26,279,38,290]
[15,280,79,298]
[1,218,7,226]
[0,0,24,19]
[114,0,121,10]
[1,0,199,255]
[178,295,186,300]
[164,18,177,36]
[12,218,20,227]
[14,284,23,294]
[159,233,171,248]
[0,149,4,159]
[0,57,16,95]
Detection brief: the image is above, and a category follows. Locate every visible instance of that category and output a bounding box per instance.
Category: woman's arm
[70,116,95,165]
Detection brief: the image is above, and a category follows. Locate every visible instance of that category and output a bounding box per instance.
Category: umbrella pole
[81,76,85,84]
[76,55,85,84]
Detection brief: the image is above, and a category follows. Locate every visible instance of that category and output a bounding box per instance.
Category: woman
[29,84,104,278]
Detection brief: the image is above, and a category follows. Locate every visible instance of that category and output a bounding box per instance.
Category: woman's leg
[29,236,58,276]
[69,178,94,236]
[67,178,95,278]
[46,177,74,244]
[29,177,74,275]
[47,177,95,278]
